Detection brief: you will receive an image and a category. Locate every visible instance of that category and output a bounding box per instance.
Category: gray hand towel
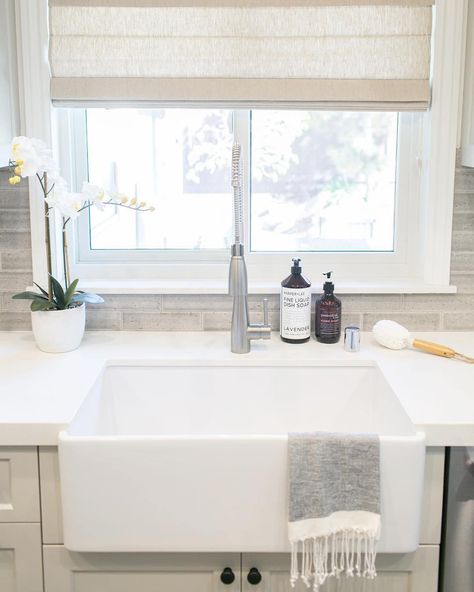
[288,432,381,590]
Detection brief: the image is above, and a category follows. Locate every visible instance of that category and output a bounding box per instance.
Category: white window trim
[17,0,466,295]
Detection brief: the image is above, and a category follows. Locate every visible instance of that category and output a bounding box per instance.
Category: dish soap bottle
[315,271,341,344]
[280,258,311,343]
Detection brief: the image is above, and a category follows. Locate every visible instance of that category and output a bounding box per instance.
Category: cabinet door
[242,546,439,592]
[0,523,43,592]
[0,447,40,522]
[44,546,240,592]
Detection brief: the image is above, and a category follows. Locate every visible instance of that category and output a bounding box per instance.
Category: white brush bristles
[372,320,412,350]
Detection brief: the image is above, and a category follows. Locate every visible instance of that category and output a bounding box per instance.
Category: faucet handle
[263,298,269,327]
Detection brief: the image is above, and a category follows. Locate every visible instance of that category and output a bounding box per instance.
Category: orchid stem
[42,173,53,301]
[62,223,71,289]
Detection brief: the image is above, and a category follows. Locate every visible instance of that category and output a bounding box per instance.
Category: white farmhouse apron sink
[58,360,425,553]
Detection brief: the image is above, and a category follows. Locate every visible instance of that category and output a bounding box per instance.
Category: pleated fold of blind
[48,0,434,110]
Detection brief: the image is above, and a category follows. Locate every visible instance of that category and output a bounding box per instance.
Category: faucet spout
[228,143,271,353]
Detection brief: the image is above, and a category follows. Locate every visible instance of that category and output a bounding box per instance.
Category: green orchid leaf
[71,292,104,305]
[64,278,79,307]
[33,282,49,297]
[30,299,54,312]
[50,275,66,307]
[12,291,49,301]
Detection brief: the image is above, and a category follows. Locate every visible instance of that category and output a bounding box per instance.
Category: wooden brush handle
[412,339,456,359]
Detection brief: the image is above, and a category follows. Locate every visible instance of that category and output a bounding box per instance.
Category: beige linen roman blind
[48,0,434,110]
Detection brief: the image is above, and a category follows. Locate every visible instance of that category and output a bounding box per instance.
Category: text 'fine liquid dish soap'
[280,258,311,343]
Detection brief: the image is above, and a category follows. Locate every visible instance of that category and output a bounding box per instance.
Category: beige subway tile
[0,189,29,209]
[0,209,30,231]
[341,294,403,313]
[453,193,474,212]
[0,272,32,292]
[403,293,474,312]
[450,273,474,293]
[100,294,162,312]
[341,313,362,329]
[123,312,202,331]
[202,310,280,331]
[454,169,474,193]
[85,310,122,331]
[202,311,231,330]
[452,212,474,232]
[1,249,32,271]
[451,252,474,272]
[0,291,33,313]
[163,294,232,312]
[451,232,474,252]
[0,312,31,330]
[362,313,441,332]
[248,294,280,311]
[0,231,31,250]
[443,313,474,331]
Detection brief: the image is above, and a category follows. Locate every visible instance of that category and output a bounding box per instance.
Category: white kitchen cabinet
[0,523,43,592]
[0,447,40,522]
[36,447,444,592]
[43,547,240,592]
[242,547,439,592]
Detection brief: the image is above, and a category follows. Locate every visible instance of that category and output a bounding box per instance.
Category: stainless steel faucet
[229,243,271,354]
[228,142,271,354]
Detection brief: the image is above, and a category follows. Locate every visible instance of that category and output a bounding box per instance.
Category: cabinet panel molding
[0,523,43,592]
[420,447,445,545]
[242,546,439,592]
[43,546,240,592]
[0,447,40,522]
[38,447,63,544]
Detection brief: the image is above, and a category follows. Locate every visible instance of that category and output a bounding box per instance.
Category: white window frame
[16,0,467,295]
[61,108,424,291]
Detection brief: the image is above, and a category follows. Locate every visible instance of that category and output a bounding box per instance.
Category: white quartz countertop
[0,330,473,446]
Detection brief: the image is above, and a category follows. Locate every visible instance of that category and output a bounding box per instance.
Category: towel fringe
[290,529,377,591]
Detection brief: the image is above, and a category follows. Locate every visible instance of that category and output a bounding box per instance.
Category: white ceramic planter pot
[31,304,86,353]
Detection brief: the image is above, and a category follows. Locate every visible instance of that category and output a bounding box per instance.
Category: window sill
[74,279,458,295]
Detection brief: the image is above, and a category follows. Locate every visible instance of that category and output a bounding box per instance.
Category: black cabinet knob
[220,567,235,585]
[247,567,262,585]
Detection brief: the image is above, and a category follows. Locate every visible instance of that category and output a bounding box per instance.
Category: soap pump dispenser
[315,271,342,344]
[280,258,311,343]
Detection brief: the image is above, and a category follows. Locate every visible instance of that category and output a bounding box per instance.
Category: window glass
[85,108,398,253]
[86,108,233,250]
[250,111,398,252]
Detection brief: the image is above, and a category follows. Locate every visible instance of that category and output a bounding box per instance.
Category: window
[63,106,424,291]
[83,108,398,254]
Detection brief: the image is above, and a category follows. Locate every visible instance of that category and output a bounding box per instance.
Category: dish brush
[372,320,474,363]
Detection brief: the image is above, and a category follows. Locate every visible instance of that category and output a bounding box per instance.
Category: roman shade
[48,0,434,110]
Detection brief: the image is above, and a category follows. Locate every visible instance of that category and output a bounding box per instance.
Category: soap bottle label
[318,310,341,336]
[280,287,311,340]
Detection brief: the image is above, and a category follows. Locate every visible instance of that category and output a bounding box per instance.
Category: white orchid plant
[8,136,154,311]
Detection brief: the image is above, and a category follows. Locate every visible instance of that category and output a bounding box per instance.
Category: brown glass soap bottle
[315,271,341,344]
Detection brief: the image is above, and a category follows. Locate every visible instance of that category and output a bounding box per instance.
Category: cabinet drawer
[0,523,43,592]
[43,547,240,592]
[0,447,40,522]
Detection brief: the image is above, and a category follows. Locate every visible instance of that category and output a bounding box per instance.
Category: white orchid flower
[46,188,84,219]
[81,182,107,211]
[11,136,60,182]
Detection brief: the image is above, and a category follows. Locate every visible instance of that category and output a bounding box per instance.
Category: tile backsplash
[1,161,473,332]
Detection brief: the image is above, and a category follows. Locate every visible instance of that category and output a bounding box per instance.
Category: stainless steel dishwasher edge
[440,447,474,592]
